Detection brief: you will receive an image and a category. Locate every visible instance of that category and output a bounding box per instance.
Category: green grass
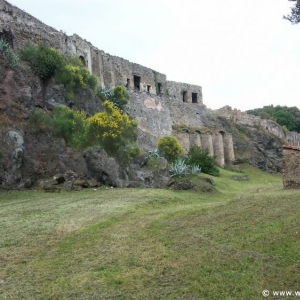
[0,165,299,299]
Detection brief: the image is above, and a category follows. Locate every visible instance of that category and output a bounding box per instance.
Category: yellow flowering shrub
[55,58,98,100]
[87,101,137,154]
[157,136,183,162]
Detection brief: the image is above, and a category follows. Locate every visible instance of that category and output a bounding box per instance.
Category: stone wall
[166,81,203,104]
[216,105,300,146]
[282,146,300,189]
[0,0,173,98]
[173,129,235,167]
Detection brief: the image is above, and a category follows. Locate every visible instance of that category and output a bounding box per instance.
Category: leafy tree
[273,110,295,131]
[20,43,64,106]
[186,146,220,177]
[284,0,300,24]
[247,105,300,132]
[157,136,183,162]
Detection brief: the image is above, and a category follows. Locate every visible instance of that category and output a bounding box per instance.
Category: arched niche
[181,128,190,134]
[79,55,86,66]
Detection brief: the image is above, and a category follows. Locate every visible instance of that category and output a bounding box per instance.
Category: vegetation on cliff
[0,39,20,68]
[20,43,98,104]
[247,105,300,132]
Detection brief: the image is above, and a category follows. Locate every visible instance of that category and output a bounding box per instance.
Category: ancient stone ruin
[1,0,300,189]
[282,145,300,189]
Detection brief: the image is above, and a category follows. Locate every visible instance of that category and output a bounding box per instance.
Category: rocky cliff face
[0,54,294,189]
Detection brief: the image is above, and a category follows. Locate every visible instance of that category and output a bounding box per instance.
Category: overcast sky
[7,0,300,111]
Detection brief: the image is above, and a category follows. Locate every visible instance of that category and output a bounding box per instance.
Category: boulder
[84,147,120,186]
[173,178,194,190]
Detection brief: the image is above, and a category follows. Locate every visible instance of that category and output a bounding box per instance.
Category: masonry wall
[0,0,168,96]
[166,81,203,104]
[217,105,300,147]
[172,129,235,167]
[282,146,300,189]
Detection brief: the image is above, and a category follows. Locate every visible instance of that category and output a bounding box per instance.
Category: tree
[20,43,63,106]
[284,0,300,24]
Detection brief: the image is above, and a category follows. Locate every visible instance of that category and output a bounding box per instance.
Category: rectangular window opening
[192,92,198,103]
[147,85,151,93]
[183,91,187,102]
[157,82,162,95]
[134,75,141,91]
[126,78,130,88]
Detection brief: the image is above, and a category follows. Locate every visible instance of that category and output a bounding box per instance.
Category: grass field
[0,165,299,299]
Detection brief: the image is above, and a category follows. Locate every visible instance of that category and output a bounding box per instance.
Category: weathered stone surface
[125,166,170,188]
[231,175,249,181]
[0,130,24,188]
[282,146,300,189]
[2,0,300,189]
[173,178,194,190]
[84,147,120,186]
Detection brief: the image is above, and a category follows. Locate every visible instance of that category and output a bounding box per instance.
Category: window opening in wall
[182,91,187,102]
[126,78,130,88]
[79,55,86,66]
[192,93,198,103]
[134,75,141,91]
[147,85,151,93]
[157,82,162,95]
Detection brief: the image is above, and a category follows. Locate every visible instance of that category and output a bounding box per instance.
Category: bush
[0,39,20,68]
[117,144,142,164]
[53,106,89,149]
[186,146,220,177]
[55,61,98,100]
[97,86,129,110]
[28,108,54,132]
[87,101,137,155]
[157,136,183,162]
[20,43,63,81]
[147,157,163,170]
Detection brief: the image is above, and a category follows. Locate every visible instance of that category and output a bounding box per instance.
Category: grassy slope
[0,165,299,299]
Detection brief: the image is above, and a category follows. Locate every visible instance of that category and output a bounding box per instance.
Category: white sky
[7,0,300,111]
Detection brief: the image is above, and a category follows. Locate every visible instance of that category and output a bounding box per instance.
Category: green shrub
[20,43,63,81]
[0,39,20,68]
[117,144,142,164]
[186,146,220,177]
[28,108,54,132]
[147,157,164,170]
[97,86,129,110]
[157,136,183,162]
[53,106,89,149]
[55,61,98,100]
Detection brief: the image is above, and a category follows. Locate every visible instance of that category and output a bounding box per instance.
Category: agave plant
[169,158,188,177]
[147,148,161,158]
[0,39,20,68]
[189,164,201,175]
